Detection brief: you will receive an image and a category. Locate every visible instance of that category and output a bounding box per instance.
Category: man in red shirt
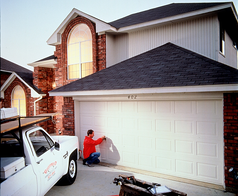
[83,129,106,167]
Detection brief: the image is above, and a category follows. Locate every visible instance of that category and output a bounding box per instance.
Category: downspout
[34,96,42,116]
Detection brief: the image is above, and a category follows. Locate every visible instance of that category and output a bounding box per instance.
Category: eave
[49,84,238,97]
[0,73,46,98]
[28,59,57,68]
[47,8,116,46]
[116,3,235,33]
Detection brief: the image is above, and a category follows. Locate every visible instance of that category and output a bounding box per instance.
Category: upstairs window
[67,24,93,79]
[11,85,26,116]
[219,25,225,55]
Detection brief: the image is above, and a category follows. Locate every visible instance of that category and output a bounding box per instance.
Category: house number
[128,95,137,99]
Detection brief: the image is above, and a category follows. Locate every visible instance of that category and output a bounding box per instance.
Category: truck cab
[0,113,79,196]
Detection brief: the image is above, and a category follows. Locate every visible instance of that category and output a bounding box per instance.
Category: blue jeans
[85,152,100,165]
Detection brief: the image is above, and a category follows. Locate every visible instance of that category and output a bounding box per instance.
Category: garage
[74,93,224,186]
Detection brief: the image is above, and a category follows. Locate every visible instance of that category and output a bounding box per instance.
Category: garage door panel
[196,142,218,157]
[122,135,137,148]
[122,118,136,130]
[79,102,95,112]
[175,140,194,154]
[108,117,120,128]
[138,154,154,168]
[174,120,193,134]
[175,159,194,175]
[175,101,193,114]
[197,163,218,180]
[196,121,218,136]
[156,138,173,152]
[196,100,221,116]
[138,136,155,150]
[156,156,173,171]
[121,102,136,113]
[80,115,94,126]
[156,120,172,132]
[156,101,172,113]
[77,98,223,185]
[94,116,107,127]
[122,151,136,164]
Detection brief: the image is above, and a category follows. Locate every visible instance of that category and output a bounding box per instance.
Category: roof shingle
[109,3,226,29]
[50,43,238,93]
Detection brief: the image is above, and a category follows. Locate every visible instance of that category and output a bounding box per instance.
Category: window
[11,85,26,116]
[67,24,93,79]
[29,130,54,157]
[219,25,225,55]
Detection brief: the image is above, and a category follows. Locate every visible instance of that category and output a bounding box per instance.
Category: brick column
[33,67,55,133]
[224,93,238,192]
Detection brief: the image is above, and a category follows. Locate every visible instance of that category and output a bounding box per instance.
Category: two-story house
[2,2,237,192]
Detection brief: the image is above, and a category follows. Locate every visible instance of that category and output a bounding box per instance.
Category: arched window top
[67,23,93,79]
[12,86,25,99]
[12,85,26,116]
[68,24,92,44]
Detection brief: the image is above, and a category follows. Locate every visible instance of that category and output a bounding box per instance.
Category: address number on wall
[128,95,137,99]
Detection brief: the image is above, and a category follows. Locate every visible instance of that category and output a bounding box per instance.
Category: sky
[1,0,238,71]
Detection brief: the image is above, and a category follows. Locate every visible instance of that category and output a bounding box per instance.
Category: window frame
[67,24,93,80]
[11,85,26,116]
[219,24,225,55]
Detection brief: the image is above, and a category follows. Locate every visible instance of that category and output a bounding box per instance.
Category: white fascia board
[117,3,232,33]
[47,8,115,46]
[28,59,57,68]
[0,73,44,98]
[49,84,238,97]
[73,92,224,102]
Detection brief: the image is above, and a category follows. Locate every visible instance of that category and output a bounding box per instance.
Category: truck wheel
[58,155,77,185]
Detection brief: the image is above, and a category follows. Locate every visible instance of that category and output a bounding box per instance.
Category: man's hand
[101,136,106,140]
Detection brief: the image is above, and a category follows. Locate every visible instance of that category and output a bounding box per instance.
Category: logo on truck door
[44,161,57,181]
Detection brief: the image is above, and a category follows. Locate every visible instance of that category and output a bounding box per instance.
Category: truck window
[0,132,23,157]
[29,130,54,157]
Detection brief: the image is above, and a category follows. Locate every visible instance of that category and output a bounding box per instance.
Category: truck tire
[58,154,77,185]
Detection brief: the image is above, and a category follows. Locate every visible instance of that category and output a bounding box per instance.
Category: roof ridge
[109,2,230,29]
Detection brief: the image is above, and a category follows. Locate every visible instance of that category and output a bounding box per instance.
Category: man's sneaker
[83,159,86,165]
[85,162,94,167]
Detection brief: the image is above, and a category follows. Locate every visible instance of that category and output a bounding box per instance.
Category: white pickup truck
[0,113,80,196]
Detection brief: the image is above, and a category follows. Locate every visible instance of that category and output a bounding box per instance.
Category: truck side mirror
[55,142,60,151]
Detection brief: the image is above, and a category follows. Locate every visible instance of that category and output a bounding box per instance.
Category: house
[4,2,238,192]
[0,57,56,132]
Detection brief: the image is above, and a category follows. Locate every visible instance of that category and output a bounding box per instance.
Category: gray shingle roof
[50,43,238,93]
[35,55,56,63]
[1,57,44,94]
[109,3,226,29]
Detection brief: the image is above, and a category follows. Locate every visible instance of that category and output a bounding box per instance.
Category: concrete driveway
[46,160,235,196]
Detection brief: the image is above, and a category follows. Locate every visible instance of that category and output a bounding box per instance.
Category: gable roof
[0,57,44,96]
[48,2,238,45]
[49,43,238,97]
[109,3,227,29]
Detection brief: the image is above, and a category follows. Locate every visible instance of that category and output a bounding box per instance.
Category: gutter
[34,96,43,116]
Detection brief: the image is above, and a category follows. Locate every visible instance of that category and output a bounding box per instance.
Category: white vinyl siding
[128,15,218,61]
[106,33,129,67]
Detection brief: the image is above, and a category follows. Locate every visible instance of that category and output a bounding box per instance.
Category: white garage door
[76,97,223,185]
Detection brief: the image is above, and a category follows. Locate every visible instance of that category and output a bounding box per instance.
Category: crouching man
[83,129,106,167]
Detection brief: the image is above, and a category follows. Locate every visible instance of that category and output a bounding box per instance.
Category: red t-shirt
[83,136,103,159]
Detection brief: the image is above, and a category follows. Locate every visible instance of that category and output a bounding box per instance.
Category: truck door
[27,129,62,195]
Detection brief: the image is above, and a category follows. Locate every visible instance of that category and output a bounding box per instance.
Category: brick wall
[97,34,106,71]
[33,67,55,133]
[224,93,238,192]
[50,15,106,135]
[2,77,34,116]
